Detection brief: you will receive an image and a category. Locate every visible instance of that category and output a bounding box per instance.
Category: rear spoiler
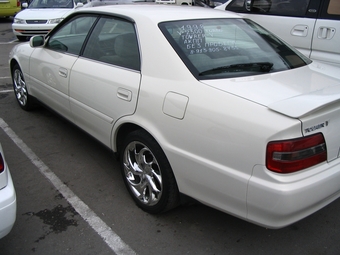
[268,86,340,118]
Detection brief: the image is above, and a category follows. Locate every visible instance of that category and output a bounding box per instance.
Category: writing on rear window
[178,24,240,55]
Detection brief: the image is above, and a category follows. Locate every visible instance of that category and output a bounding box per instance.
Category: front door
[29,15,98,120]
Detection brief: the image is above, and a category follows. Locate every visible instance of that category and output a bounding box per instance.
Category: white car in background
[12,0,84,41]
[0,142,16,239]
[216,0,340,67]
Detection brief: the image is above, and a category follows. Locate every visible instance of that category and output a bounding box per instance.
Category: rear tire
[12,64,35,111]
[120,129,180,214]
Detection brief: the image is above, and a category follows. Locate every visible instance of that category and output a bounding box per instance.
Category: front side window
[46,15,98,55]
[159,18,310,80]
[82,16,140,70]
[226,0,310,17]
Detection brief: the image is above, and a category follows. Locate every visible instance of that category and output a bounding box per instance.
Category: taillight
[17,0,20,7]
[266,133,327,173]
[0,153,4,174]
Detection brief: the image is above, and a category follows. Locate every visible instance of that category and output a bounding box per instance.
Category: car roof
[76,4,241,23]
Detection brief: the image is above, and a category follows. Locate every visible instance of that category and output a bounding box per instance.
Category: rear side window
[82,17,140,70]
[226,0,310,17]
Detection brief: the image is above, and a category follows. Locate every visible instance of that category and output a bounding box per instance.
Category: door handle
[59,68,68,78]
[291,25,308,37]
[317,27,336,39]
[117,88,132,102]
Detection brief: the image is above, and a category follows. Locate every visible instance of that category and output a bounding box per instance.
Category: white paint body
[9,5,340,228]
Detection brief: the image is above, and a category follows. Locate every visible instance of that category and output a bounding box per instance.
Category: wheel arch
[114,123,141,155]
[9,59,19,76]
[113,122,170,166]
[114,122,166,158]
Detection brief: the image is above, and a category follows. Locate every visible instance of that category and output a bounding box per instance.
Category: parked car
[0,142,16,239]
[9,4,340,228]
[215,0,340,67]
[0,0,21,18]
[12,0,84,41]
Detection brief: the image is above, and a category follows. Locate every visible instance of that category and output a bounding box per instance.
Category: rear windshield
[159,18,311,80]
[28,0,74,8]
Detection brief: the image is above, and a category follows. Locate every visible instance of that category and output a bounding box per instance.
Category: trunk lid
[202,62,340,118]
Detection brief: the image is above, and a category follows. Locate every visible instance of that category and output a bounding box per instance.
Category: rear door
[311,0,340,67]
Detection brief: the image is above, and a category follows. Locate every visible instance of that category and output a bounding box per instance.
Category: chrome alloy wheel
[13,68,28,107]
[123,141,163,206]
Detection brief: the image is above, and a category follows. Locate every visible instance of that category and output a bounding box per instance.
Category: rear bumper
[247,161,340,228]
[0,170,17,239]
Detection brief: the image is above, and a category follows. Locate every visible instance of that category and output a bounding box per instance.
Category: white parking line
[0,40,17,44]
[0,118,137,255]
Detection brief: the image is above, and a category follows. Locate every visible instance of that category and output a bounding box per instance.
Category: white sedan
[0,142,16,239]
[12,0,84,41]
[9,5,340,228]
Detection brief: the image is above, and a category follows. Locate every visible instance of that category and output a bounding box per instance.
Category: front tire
[12,64,35,111]
[120,130,180,214]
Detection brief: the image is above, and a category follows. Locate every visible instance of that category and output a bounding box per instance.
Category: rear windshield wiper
[199,62,273,76]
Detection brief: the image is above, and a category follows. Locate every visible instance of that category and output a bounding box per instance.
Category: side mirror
[76,2,84,8]
[29,35,45,47]
[22,2,28,8]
